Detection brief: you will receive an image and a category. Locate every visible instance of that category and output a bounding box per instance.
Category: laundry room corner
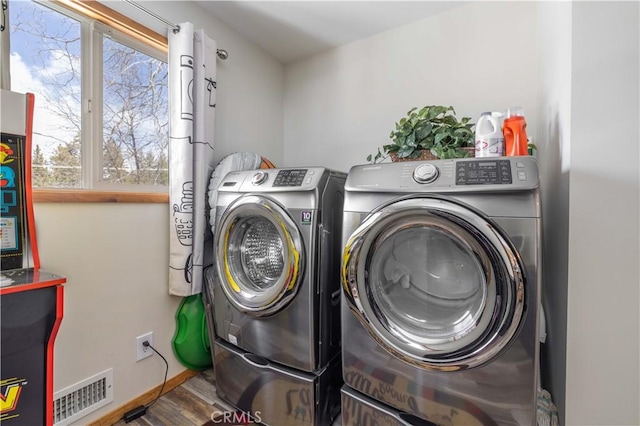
[2,0,638,425]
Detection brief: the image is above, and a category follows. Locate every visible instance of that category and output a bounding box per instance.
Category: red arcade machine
[1,90,66,426]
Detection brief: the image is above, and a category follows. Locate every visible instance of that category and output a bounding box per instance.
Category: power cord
[122,341,169,423]
[143,341,169,408]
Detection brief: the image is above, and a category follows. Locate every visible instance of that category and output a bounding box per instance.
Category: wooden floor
[112,368,343,426]
[113,369,234,426]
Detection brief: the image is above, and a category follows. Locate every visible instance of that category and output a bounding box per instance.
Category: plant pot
[390,150,437,162]
[462,146,476,157]
[390,147,475,162]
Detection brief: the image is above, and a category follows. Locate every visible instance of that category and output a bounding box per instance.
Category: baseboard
[87,368,200,426]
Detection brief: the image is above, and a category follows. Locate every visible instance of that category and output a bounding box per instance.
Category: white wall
[535,2,572,422]
[284,2,538,172]
[38,203,180,418]
[44,2,284,424]
[566,2,640,425]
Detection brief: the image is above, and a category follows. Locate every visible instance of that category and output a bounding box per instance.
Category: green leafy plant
[367,105,475,163]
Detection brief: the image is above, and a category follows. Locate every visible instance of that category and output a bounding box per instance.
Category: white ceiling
[195,1,467,64]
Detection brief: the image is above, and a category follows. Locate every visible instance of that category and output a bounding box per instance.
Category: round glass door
[216,195,304,316]
[342,196,525,370]
[369,225,487,342]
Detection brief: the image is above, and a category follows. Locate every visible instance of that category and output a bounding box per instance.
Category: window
[9,0,168,192]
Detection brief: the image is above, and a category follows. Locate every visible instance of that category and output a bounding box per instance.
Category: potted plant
[367,105,475,163]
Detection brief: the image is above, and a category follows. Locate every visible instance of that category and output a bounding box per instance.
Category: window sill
[33,189,169,204]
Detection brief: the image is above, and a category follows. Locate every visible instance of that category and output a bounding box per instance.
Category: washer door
[215,195,304,316]
[342,196,525,371]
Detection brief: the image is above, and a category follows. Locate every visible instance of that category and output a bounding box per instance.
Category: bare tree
[10,0,168,188]
[102,37,168,185]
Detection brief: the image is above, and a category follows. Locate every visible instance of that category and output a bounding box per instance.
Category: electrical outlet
[136,332,153,361]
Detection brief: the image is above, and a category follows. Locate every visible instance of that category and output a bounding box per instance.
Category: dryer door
[342,196,525,371]
[215,195,304,316]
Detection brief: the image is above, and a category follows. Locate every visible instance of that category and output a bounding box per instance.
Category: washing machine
[212,167,345,426]
[340,157,541,426]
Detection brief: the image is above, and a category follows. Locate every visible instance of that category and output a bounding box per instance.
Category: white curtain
[168,23,217,296]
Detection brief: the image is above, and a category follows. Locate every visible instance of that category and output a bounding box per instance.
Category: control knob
[413,163,439,184]
[251,171,268,185]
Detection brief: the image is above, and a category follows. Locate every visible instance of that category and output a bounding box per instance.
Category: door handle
[243,353,270,368]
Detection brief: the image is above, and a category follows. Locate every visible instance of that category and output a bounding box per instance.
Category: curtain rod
[122,0,229,60]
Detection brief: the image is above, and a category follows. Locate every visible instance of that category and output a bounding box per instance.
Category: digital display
[273,169,307,187]
[455,159,512,185]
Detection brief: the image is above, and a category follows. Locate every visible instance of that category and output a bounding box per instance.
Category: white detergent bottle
[475,112,504,157]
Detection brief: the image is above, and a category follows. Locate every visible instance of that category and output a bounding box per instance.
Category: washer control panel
[455,159,512,185]
[413,163,439,184]
[221,167,331,192]
[273,169,307,187]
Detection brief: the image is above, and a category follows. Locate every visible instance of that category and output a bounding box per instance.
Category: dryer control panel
[455,159,512,185]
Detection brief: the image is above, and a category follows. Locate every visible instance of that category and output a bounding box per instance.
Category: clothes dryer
[340,158,541,426]
[212,167,345,426]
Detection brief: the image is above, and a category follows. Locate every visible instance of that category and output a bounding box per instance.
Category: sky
[9,0,81,158]
[8,0,168,169]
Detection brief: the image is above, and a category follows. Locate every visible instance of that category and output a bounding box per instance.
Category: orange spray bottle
[503,106,529,156]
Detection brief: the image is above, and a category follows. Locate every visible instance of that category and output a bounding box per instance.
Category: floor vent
[53,368,113,426]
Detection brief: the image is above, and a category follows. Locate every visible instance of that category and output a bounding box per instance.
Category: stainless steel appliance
[340,158,541,426]
[212,167,345,426]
